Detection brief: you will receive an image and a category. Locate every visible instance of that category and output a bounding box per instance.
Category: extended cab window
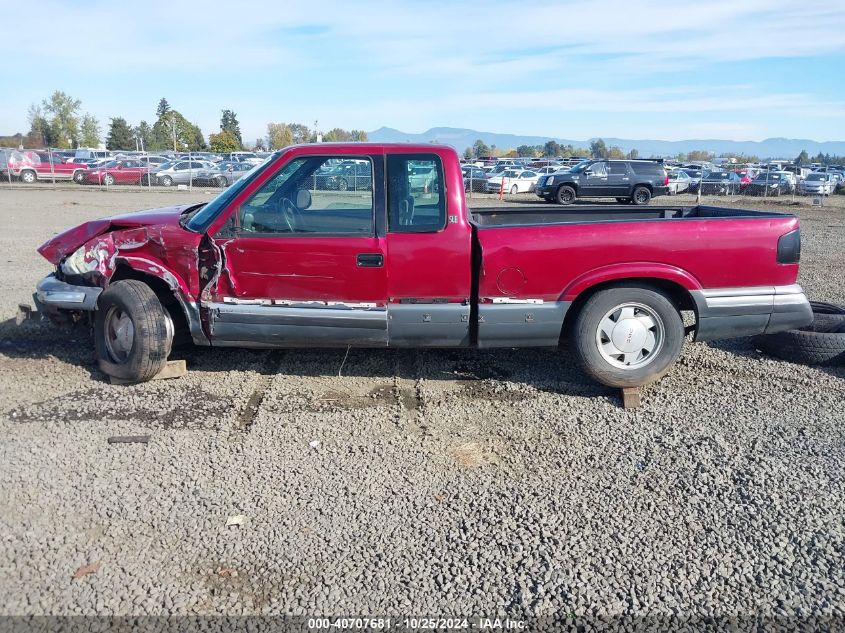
[387,154,446,233]
[236,156,374,235]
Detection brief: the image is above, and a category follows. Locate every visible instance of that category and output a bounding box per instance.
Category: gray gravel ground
[0,187,844,625]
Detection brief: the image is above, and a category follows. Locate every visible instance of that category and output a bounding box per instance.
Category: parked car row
[0,148,271,187]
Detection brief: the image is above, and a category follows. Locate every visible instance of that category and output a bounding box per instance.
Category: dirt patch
[448,441,487,468]
[306,384,397,412]
[8,386,234,430]
[459,379,530,402]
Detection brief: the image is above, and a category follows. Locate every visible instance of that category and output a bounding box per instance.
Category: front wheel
[632,186,652,205]
[510,184,519,194]
[216,175,228,188]
[103,173,115,186]
[94,280,173,383]
[555,185,576,205]
[571,285,685,388]
[73,170,85,184]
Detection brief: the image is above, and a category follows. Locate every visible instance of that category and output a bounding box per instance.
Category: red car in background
[734,170,754,189]
[1,150,88,183]
[84,159,153,186]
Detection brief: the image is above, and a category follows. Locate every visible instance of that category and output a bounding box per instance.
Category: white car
[485,169,540,194]
[667,170,693,194]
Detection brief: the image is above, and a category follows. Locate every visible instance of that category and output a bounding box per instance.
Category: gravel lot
[0,187,843,625]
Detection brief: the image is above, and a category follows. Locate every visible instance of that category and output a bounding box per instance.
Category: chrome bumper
[691,284,813,341]
[35,273,102,311]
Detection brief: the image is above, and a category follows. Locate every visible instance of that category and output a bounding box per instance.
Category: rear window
[628,162,663,175]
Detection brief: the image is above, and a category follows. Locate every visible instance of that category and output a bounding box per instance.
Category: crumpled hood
[38,204,195,264]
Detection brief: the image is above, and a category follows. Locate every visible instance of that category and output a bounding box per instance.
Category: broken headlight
[61,245,98,276]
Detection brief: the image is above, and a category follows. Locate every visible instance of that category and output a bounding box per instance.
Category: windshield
[806,173,825,181]
[184,154,278,232]
[101,160,119,169]
[753,174,780,181]
[705,172,730,180]
[568,161,592,173]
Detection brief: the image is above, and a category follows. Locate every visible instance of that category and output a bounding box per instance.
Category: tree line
[2,91,369,154]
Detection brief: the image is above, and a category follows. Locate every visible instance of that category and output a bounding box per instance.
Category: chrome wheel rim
[595,302,664,369]
[104,306,134,363]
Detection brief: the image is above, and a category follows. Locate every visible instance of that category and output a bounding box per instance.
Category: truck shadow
[0,317,611,405]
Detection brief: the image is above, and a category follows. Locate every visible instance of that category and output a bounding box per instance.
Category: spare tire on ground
[753,301,845,365]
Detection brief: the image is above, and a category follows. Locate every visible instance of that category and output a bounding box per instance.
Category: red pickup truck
[35,143,811,388]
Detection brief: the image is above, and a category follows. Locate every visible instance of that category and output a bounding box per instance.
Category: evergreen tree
[220,109,242,146]
[106,117,134,150]
[156,98,171,119]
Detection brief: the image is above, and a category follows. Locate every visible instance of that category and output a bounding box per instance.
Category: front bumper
[690,284,813,341]
[34,273,102,312]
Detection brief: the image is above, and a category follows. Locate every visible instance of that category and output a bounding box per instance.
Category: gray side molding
[691,284,813,340]
[206,302,388,347]
[477,302,569,348]
[388,303,470,347]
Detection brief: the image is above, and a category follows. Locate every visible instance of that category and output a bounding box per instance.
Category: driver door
[582,161,609,196]
[206,153,389,347]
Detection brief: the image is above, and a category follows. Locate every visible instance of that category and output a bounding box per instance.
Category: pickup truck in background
[34,144,811,388]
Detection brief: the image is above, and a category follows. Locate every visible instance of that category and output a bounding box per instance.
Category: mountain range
[368,127,845,159]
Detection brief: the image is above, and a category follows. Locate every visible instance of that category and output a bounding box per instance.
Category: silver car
[148,160,215,187]
[192,161,255,187]
[799,172,836,195]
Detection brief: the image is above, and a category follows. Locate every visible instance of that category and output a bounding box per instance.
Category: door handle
[357,253,384,267]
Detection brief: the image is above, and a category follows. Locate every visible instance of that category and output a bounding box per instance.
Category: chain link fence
[2,148,844,206]
[0,147,268,192]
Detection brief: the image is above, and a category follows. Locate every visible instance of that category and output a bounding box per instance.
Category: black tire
[216,175,228,188]
[94,280,173,383]
[73,170,85,184]
[160,175,173,187]
[571,285,685,388]
[510,184,518,195]
[20,169,36,184]
[103,173,115,186]
[632,186,652,205]
[337,178,348,191]
[753,305,845,366]
[555,185,576,205]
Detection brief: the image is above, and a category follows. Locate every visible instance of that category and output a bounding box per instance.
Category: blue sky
[1,0,844,144]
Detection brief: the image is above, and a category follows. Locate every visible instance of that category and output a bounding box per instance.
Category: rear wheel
[94,280,173,383]
[20,170,36,184]
[555,185,576,205]
[632,186,652,205]
[510,184,519,194]
[216,175,228,188]
[571,285,685,387]
[160,175,173,187]
[103,173,115,186]
[73,170,85,184]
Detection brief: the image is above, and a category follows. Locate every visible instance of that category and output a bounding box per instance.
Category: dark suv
[535,159,669,205]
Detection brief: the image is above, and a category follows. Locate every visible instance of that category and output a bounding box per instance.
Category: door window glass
[237,156,374,235]
[588,162,607,177]
[387,154,446,233]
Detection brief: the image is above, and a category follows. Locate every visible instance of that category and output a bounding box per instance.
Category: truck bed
[471,204,788,228]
